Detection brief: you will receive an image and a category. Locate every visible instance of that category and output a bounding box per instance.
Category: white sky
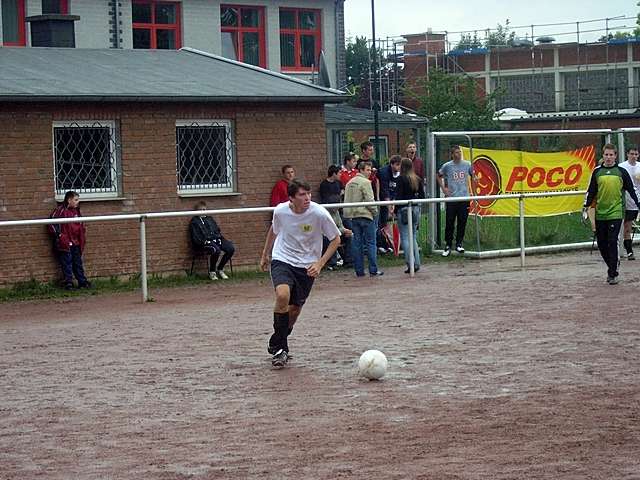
[344,1,638,45]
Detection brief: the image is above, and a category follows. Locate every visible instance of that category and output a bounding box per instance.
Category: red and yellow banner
[462,146,596,217]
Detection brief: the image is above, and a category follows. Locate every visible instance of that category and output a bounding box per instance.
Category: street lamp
[393,38,407,152]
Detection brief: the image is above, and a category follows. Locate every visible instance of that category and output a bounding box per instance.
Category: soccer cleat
[627,252,635,261]
[217,270,229,280]
[208,271,218,281]
[441,247,451,257]
[455,245,465,254]
[271,349,289,368]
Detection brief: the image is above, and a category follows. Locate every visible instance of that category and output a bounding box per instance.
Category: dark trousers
[340,216,353,265]
[58,246,88,286]
[444,201,470,248]
[204,239,235,272]
[595,219,622,277]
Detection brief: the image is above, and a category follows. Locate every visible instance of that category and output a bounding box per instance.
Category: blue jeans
[398,206,421,269]
[58,245,88,286]
[350,217,378,275]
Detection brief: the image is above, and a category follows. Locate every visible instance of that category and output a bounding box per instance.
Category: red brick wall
[0,102,327,286]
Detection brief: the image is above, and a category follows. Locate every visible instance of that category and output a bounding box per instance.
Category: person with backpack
[48,190,90,290]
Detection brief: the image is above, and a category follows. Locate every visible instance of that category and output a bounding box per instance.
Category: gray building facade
[0,0,346,87]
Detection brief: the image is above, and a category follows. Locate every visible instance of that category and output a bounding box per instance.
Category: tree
[345,35,392,107]
[598,2,640,41]
[454,32,482,51]
[484,20,516,48]
[409,69,502,132]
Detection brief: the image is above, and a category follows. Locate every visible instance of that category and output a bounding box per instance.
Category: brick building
[0,0,346,87]
[401,31,640,127]
[0,47,345,286]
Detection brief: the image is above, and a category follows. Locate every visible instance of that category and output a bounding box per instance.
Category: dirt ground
[1,252,639,480]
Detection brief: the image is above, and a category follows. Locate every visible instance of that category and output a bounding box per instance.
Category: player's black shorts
[270,260,315,307]
[625,209,638,222]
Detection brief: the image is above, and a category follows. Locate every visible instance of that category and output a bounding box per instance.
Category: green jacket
[343,173,377,220]
[584,164,640,221]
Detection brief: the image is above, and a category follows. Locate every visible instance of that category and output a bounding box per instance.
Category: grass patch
[414,211,593,252]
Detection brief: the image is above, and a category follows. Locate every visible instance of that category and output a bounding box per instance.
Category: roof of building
[0,47,347,103]
[324,104,429,130]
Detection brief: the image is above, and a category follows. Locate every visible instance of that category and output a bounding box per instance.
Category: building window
[1,0,26,46]
[563,69,629,112]
[41,0,68,14]
[279,8,321,71]
[368,135,389,160]
[493,74,556,113]
[220,5,266,68]
[176,121,236,194]
[53,121,121,199]
[132,1,181,49]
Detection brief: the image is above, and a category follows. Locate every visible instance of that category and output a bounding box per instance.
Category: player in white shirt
[618,147,640,260]
[260,179,341,367]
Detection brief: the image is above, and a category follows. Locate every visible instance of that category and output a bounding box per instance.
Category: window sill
[178,191,242,198]
[55,195,125,202]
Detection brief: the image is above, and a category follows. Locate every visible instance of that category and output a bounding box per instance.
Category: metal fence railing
[0,190,587,303]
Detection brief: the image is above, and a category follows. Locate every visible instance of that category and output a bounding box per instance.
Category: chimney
[25,14,80,47]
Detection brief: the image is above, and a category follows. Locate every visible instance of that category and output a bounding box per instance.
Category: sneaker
[370,271,384,277]
[378,247,387,254]
[607,276,620,285]
[627,252,635,261]
[217,270,229,280]
[441,247,451,257]
[455,245,465,254]
[64,283,74,291]
[271,349,289,368]
[208,271,218,281]
[336,259,344,267]
[78,281,92,289]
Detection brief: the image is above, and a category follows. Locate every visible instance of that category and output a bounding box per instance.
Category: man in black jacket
[189,201,235,280]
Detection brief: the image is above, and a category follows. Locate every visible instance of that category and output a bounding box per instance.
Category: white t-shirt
[271,201,341,268]
[619,160,640,210]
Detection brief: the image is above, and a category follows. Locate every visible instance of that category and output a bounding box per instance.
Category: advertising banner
[462,145,596,216]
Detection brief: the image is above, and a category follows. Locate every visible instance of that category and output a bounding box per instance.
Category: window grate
[176,121,236,193]
[53,121,121,198]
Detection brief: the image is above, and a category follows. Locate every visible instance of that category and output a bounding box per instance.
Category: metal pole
[465,134,481,255]
[407,201,415,277]
[519,195,526,268]
[140,216,148,302]
[371,0,380,161]
[617,131,625,160]
[427,130,436,251]
[394,41,400,152]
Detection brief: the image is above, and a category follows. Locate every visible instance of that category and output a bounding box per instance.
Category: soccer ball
[358,349,388,380]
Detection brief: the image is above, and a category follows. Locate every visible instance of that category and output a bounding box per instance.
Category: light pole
[370,0,380,162]
[393,38,407,153]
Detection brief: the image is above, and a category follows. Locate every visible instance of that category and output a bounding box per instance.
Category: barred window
[176,120,236,194]
[52,121,121,199]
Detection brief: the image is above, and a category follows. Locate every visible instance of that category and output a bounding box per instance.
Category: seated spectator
[189,201,235,280]
[48,190,91,290]
[270,165,295,207]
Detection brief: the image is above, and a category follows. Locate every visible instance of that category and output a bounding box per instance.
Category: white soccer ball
[358,349,388,380]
